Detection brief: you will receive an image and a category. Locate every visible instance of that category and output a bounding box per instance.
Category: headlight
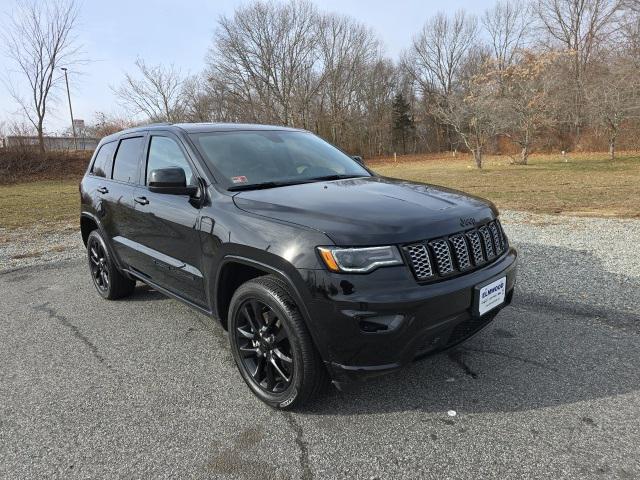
[317,246,403,273]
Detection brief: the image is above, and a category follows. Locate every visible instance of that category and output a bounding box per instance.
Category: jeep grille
[402,220,508,282]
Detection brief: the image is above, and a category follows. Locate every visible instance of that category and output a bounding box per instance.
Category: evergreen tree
[392,93,415,154]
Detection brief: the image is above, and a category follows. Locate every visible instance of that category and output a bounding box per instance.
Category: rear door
[83,139,118,223]
[106,134,147,268]
[129,132,206,306]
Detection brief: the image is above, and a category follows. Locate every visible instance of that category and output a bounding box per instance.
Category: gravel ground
[500,210,640,328]
[1,211,639,479]
[0,224,83,272]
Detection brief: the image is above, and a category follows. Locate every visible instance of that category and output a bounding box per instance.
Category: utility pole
[61,67,77,150]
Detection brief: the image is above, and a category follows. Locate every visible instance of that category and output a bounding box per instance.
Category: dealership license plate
[478,276,506,316]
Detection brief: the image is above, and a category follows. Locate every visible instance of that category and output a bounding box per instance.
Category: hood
[232,176,497,245]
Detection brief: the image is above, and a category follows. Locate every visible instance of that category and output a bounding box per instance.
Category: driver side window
[146,136,196,186]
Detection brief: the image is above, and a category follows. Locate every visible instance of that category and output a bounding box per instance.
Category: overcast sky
[0,0,496,134]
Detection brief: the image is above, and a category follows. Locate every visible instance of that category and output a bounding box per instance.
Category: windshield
[190,130,370,189]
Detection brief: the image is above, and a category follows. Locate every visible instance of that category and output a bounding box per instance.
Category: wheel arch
[214,256,315,337]
[80,212,127,273]
[80,212,100,246]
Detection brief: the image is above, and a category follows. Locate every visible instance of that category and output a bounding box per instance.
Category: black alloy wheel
[86,230,136,300]
[88,236,109,293]
[228,275,328,409]
[235,299,294,394]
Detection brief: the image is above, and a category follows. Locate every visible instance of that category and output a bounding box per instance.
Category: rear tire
[228,275,328,409]
[86,230,135,300]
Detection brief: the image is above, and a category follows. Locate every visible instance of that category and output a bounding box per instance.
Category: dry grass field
[0,180,79,230]
[370,152,640,218]
[0,152,638,236]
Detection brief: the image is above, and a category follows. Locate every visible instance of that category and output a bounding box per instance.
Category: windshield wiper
[304,174,367,182]
[227,174,367,191]
[227,180,307,191]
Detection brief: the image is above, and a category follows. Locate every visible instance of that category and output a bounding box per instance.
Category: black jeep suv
[80,123,517,409]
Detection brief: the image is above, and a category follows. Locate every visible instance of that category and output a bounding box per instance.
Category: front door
[129,133,206,306]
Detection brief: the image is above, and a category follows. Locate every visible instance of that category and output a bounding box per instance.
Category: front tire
[228,275,328,409]
[86,230,135,300]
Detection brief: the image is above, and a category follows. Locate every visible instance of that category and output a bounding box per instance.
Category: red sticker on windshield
[232,176,248,184]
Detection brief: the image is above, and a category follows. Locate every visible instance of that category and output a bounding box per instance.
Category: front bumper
[301,248,517,385]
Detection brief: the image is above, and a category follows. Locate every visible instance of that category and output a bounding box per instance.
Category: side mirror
[352,155,364,165]
[148,167,198,196]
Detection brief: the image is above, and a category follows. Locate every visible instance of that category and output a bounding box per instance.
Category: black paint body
[80,123,517,386]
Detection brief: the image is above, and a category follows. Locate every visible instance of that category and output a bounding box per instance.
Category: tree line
[3,0,640,166]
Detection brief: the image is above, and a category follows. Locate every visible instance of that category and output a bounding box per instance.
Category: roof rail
[142,122,173,127]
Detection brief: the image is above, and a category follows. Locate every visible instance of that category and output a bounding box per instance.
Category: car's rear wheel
[228,275,327,409]
[86,230,135,300]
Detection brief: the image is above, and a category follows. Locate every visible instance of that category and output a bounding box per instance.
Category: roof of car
[100,122,305,143]
[174,123,304,133]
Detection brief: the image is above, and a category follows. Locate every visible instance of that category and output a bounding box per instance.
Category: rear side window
[112,137,144,183]
[146,136,196,186]
[91,141,116,178]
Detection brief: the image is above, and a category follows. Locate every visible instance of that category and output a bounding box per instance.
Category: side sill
[123,268,215,318]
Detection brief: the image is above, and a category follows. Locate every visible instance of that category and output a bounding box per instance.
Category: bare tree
[434,50,498,168]
[622,0,640,11]
[208,0,320,127]
[405,11,479,97]
[535,0,624,136]
[181,74,215,122]
[357,59,397,157]
[536,0,623,65]
[88,112,141,138]
[2,0,82,152]
[586,55,640,158]
[482,0,531,75]
[404,11,479,152]
[621,6,640,64]
[113,58,185,122]
[317,13,381,144]
[496,51,562,164]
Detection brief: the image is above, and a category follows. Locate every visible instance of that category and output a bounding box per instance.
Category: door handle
[134,196,149,205]
[97,186,108,194]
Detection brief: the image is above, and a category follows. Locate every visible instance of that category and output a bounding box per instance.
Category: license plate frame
[474,276,507,317]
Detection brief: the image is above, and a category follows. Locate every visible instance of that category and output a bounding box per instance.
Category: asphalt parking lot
[1,216,639,479]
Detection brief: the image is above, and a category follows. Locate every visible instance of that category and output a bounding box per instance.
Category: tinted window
[146,136,195,186]
[91,141,116,178]
[112,137,144,183]
[191,131,369,187]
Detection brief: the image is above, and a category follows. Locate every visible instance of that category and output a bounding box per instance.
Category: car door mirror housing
[148,168,198,196]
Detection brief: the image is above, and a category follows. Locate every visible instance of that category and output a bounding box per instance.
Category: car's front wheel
[228,275,327,409]
[86,230,135,300]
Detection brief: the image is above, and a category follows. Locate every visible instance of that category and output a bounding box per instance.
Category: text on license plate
[478,276,506,316]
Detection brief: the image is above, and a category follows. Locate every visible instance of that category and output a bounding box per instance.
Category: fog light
[357,314,404,333]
